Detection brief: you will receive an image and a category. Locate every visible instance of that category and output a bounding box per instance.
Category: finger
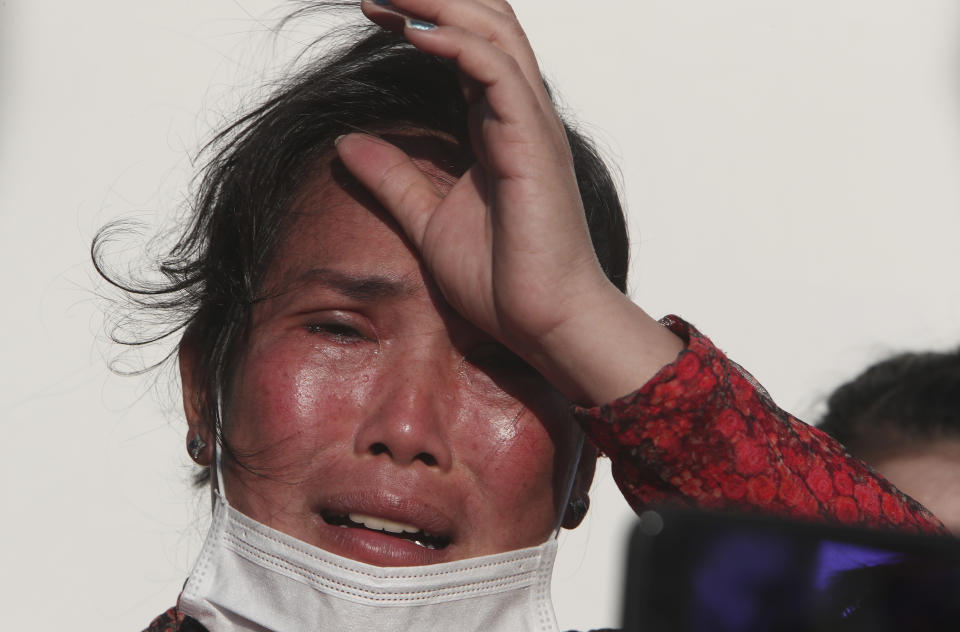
[362,0,555,117]
[360,0,409,33]
[335,133,442,250]
[396,22,568,167]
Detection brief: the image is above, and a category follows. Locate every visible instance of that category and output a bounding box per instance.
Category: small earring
[188,434,207,461]
[568,497,588,525]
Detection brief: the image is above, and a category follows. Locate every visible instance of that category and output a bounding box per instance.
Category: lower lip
[318,520,452,566]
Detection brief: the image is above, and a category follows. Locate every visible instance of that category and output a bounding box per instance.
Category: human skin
[182,0,684,566]
[189,154,594,566]
[344,0,685,407]
[868,440,960,535]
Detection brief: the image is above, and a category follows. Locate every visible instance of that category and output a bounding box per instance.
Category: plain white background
[2,1,960,629]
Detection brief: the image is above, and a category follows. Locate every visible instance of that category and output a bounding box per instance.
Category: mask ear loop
[210,386,228,510]
[553,429,586,537]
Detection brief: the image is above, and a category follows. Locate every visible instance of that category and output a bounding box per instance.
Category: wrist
[524,284,684,406]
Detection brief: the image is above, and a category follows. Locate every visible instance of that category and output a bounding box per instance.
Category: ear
[179,337,212,466]
[561,441,598,530]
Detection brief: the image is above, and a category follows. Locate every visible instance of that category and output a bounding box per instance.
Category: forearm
[574,316,947,535]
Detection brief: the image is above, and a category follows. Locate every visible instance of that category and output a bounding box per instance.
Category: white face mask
[178,489,561,632]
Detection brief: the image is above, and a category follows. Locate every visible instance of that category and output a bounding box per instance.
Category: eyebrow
[292,267,417,302]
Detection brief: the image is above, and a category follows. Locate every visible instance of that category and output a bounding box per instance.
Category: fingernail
[334,134,346,146]
[371,0,393,6]
[404,17,437,31]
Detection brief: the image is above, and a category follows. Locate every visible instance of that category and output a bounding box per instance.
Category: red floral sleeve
[143,607,207,632]
[573,316,946,534]
[144,608,184,632]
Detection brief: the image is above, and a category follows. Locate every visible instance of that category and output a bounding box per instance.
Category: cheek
[226,341,375,470]
[463,392,575,509]
[458,408,571,551]
[460,368,578,470]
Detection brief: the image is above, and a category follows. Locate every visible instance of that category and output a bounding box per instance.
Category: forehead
[268,137,463,287]
[287,174,411,270]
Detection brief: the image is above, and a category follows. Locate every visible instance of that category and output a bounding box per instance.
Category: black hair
[817,347,960,458]
[92,11,629,476]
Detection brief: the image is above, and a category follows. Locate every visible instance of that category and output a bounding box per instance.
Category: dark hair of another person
[817,348,960,458]
[91,12,629,476]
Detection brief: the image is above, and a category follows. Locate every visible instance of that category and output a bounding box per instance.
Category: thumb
[335,133,443,250]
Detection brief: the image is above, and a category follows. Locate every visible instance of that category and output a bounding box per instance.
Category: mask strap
[209,387,228,510]
[553,429,586,537]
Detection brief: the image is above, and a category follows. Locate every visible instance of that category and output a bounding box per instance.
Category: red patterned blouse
[573,316,944,534]
[144,317,945,631]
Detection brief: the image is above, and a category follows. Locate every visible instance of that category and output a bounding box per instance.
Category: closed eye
[306,322,367,342]
[466,344,536,377]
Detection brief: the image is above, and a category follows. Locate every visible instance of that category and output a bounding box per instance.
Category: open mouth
[321,511,452,550]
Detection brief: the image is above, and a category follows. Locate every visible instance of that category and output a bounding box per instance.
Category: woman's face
[204,153,587,567]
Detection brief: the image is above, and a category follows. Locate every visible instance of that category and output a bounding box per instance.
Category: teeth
[348,512,420,535]
[322,511,451,550]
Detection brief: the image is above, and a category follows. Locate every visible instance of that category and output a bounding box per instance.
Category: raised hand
[337,0,682,405]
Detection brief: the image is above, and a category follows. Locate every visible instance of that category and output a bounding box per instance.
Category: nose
[354,350,455,471]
